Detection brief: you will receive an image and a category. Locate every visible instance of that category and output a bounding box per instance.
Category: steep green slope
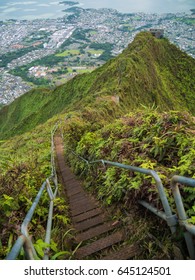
[1,107,195,259]
[0,31,195,140]
[98,32,195,112]
[0,116,71,259]
[1,31,195,259]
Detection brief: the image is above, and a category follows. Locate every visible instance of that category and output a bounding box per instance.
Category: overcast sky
[0,0,194,21]
[79,0,194,13]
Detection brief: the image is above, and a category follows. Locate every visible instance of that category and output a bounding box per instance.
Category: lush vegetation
[56,49,80,57]
[0,32,195,259]
[1,32,194,140]
[0,44,43,68]
[10,54,63,81]
[0,118,72,259]
[89,42,114,60]
[71,29,90,42]
[59,107,195,259]
[62,109,195,216]
[10,67,50,86]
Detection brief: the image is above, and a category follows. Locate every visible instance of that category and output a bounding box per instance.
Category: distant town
[0,8,194,105]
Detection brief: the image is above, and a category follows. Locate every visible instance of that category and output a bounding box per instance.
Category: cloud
[82,0,194,13]
[1,7,21,14]
[23,9,37,12]
[37,4,51,7]
[8,1,38,5]
[50,1,59,4]
[0,6,9,10]
[21,13,56,20]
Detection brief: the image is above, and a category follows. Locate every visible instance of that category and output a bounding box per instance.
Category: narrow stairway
[54,136,141,260]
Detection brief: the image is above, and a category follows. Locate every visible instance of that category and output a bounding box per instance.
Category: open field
[55,49,80,57]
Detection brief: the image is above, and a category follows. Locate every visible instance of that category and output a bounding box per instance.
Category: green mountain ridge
[0,32,195,259]
[0,31,195,140]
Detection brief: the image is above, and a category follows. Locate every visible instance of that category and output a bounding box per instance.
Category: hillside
[0,31,195,140]
[0,32,195,259]
[1,107,195,259]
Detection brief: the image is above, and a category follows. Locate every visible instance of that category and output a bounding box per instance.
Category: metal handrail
[6,124,59,260]
[92,160,177,233]
[171,175,195,259]
[68,149,195,259]
[68,153,177,233]
[6,130,195,259]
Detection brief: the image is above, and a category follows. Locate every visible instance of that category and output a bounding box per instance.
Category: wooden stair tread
[76,221,119,242]
[71,204,98,217]
[102,244,140,260]
[75,231,124,259]
[74,214,107,231]
[72,208,103,223]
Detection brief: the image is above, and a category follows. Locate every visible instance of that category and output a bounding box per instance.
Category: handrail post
[23,237,37,260]
[19,181,48,259]
[150,170,177,234]
[43,178,58,260]
[5,235,26,260]
[171,175,195,259]
[102,160,177,234]
[46,179,54,200]
[43,200,54,260]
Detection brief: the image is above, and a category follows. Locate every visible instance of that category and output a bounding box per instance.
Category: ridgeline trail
[54,135,141,260]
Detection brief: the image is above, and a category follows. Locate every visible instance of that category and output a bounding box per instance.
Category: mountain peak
[0,32,195,139]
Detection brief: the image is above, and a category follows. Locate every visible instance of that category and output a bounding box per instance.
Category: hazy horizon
[0,0,194,20]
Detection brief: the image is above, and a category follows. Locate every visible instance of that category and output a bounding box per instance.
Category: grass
[55,50,80,57]
[74,68,94,74]
[87,49,104,55]
[176,17,195,25]
[89,31,97,35]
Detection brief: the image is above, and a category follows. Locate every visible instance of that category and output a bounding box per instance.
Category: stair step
[70,196,94,205]
[74,214,106,231]
[65,182,81,190]
[66,184,82,192]
[69,198,90,208]
[66,188,83,196]
[69,193,95,204]
[63,176,76,183]
[72,208,103,223]
[68,191,86,199]
[102,244,140,260]
[67,189,83,197]
[75,231,124,259]
[76,221,118,242]
[71,204,98,217]
[66,183,82,190]
[69,194,88,203]
[71,201,96,211]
